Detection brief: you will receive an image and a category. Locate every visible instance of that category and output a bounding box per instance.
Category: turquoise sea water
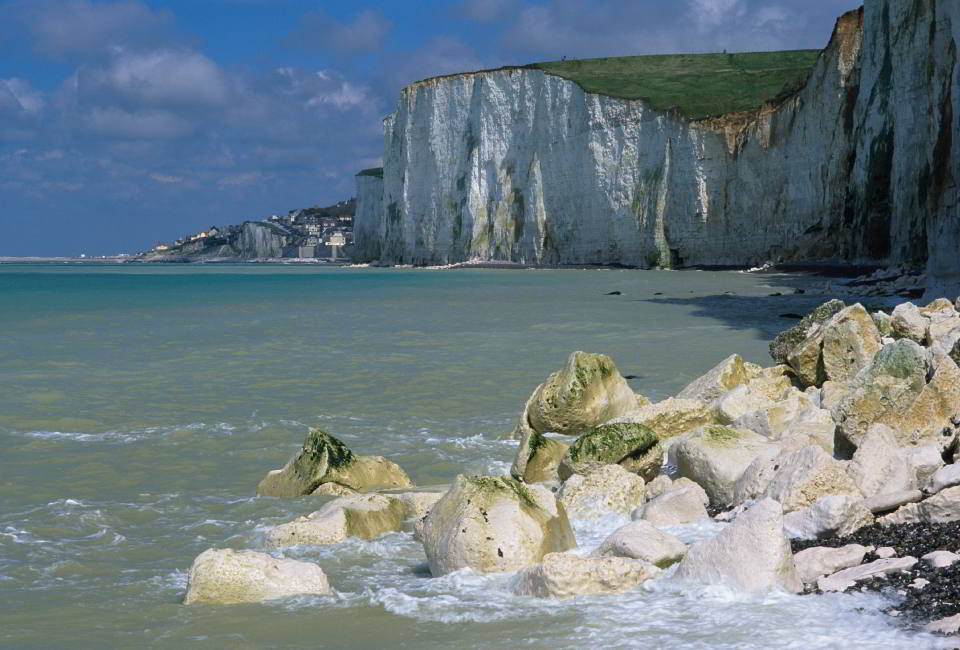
[0,265,946,648]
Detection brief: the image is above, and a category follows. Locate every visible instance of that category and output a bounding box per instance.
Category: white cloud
[86,50,231,108]
[21,0,174,59]
[84,106,192,139]
[0,78,45,115]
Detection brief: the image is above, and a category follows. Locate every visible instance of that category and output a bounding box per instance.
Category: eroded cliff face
[360,1,958,295]
[353,174,384,263]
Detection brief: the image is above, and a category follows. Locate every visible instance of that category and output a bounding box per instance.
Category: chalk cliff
[356,1,959,295]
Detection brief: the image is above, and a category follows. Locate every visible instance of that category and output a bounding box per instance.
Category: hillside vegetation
[532,49,822,120]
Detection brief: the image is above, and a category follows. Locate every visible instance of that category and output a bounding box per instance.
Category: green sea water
[0,265,943,649]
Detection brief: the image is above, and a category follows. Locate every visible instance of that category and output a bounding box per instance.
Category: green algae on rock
[257,428,413,497]
[558,422,659,481]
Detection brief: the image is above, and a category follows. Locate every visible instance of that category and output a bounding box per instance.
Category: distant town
[139,198,356,262]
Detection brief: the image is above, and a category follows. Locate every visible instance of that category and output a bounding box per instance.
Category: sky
[0,0,858,256]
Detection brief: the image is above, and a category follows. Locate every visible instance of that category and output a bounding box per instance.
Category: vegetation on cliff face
[532,49,822,120]
[357,168,384,179]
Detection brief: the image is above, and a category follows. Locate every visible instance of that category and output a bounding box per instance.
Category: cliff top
[533,49,821,120]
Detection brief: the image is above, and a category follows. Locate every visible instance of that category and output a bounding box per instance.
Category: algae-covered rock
[786,304,882,388]
[674,425,779,506]
[831,340,929,450]
[676,354,750,404]
[183,549,332,605]
[893,356,960,448]
[507,351,643,440]
[510,431,569,483]
[770,299,845,364]
[421,475,576,576]
[257,429,413,497]
[511,553,660,599]
[266,493,408,547]
[558,422,659,480]
[673,498,801,593]
[558,464,646,518]
[606,397,715,441]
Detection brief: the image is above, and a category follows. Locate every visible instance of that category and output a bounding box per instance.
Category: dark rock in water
[779,313,804,319]
[654,292,664,296]
[792,521,960,627]
[605,291,622,295]
[769,292,783,296]
[623,375,638,380]
[794,289,806,294]
[769,299,846,364]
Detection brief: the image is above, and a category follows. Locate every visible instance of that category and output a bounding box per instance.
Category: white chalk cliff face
[352,174,384,263]
[356,2,958,296]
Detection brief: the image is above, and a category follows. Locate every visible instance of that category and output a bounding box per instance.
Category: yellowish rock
[512,553,660,599]
[184,548,331,605]
[266,493,407,548]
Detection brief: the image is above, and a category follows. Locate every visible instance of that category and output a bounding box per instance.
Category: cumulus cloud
[0,79,46,115]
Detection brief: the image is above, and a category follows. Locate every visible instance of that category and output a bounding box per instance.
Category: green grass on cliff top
[532,49,822,120]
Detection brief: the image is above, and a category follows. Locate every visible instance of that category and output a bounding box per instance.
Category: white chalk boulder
[184,548,331,605]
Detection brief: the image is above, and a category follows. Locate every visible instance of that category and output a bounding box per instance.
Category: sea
[0,263,948,649]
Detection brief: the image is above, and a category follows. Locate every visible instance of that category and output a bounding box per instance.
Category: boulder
[922,297,958,315]
[907,445,945,487]
[676,354,750,404]
[894,356,960,448]
[257,429,413,497]
[831,340,929,450]
[817,556,917,592]
[927,463,960,494]
[786,304,883,388]
[266,493,408,547]
[923,550,960,568]
[769,299,845,364]
[420,475,576,576]
[644,475,674,501]
[782,494,874,539]
[673,499,801,593]
[557,422,659,481]
[793,544,871,585]
[879,486,960,525]
[923,613,960,635]
[761,446,860,513]
[183,549,331,605]
[731,445,784,504]
[713,374,792,425]
[674,425,778,506]
[510,431,569,483]
[507,351,643,440]
[891,302,929,343]
[618,441,664,483]
[596,520,688,567]
[558,464,646,518]
[872,311,893,337]
[607,397,715,441]
[632,487,709,526]
[846,425,915,498]
[864,489,923,514]
[390,490,445,522]
[310,483,357,497]
[511,553,660,599]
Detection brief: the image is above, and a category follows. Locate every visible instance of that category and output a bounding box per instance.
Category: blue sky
[0,0,857,256]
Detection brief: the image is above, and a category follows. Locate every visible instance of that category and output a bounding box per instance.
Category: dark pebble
[792,520,960,629]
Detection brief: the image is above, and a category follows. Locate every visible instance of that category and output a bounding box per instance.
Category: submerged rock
[257,429,413,497]
[507,351,642,440]
[511,553,660,599]
[673,498,801,593]
[266,493,408,547]
[633,486,709,526]
[557,422,659,481]
[183,548,331,605]
[596,520,687,567]
[421,475,576,576]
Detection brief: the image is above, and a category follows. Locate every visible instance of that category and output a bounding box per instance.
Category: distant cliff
[355,0,959,296]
